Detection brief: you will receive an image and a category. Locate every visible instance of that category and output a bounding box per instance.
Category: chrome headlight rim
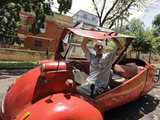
[1,91,7,114]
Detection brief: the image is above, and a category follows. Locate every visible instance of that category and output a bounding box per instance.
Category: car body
[0,27,155,120]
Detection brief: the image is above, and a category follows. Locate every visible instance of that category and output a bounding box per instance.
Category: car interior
[57,34,147,97]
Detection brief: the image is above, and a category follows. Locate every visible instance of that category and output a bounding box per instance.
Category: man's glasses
[95,45,104,50]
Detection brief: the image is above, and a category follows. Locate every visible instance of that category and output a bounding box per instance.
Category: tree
[57,0,72,14]
[152,13,160,53]
[91,0,146,28]
[155,37,160,53]
[152,13,160,37]
[0,0,72,46]
[152,13,160,28]
[123,19,155,58]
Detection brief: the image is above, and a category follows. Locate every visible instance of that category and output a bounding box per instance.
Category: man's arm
[81,38,89,55]
[112,38,123,49]
[112,38,123,55]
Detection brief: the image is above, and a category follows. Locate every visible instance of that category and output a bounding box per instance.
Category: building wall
[23,20,65,52]
[73,10,98,26]
[54,13,73,22]
[0,48,49,61]
[18,12,73,52]
[24,37,50,51]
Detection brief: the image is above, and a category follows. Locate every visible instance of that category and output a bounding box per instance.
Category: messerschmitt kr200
[0,27,155,120]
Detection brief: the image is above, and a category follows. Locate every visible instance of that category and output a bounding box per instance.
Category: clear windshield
[62,43,86,59]
[61,32,125,59]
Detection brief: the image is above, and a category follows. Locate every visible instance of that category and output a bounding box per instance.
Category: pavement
[0,69,160,120]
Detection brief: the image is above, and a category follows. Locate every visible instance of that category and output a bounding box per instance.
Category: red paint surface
[42,61,67,72]
[4,67,41,120]
[16,93,103,120]
[0,59,154,120]
[142,61,155,94]
[95,63,154,111]
[68,28,133,40]
[39,59,54,65]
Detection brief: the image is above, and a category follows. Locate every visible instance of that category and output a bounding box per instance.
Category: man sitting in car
[77,37,122,96]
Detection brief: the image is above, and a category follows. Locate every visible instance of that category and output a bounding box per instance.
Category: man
[77,37,122,96]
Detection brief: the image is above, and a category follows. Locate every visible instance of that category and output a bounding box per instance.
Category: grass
[0,61,39,67]
[151,64,160,68]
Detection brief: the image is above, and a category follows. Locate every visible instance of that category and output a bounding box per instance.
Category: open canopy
[66,27,135,66]
[68,28,135,40]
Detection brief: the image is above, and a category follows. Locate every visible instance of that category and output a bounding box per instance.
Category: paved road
[0,69,160,120]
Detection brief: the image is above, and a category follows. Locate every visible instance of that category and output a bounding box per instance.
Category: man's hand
[81,38,89,55]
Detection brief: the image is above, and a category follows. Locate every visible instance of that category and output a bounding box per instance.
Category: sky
[139,0,160,28]
[52,0,160,28]
[52,0,95,15]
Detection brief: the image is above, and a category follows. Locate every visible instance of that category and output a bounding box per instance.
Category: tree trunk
[120,18,123,32]
[1,39,6,48]
[136,51,138,59]
[130,50,132,58]
[138,51,140,59]
[117,18,120,31]
[149,51,152,63]
[136,51,140,59]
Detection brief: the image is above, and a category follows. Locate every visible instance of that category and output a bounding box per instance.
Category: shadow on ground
[0,69,29,80]
[0,76,10,80]
[104,95,160,120]
[0,69,29,76]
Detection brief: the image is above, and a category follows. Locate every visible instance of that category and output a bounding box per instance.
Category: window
[34,40,42,48]
[19,16,28,30]
[92,17,95,21]
[83,14,87,19]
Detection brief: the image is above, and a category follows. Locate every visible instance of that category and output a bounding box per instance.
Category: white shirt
[86,48,117,89]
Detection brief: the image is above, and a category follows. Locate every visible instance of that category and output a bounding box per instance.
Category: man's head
[93,40,104,56]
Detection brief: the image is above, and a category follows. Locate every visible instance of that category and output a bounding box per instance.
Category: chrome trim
[38,61,40,65]
[41,64,45,73]
[1,91,7,114]
[47,70,68,73]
